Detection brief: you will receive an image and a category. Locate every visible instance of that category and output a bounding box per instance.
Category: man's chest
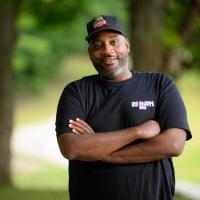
[84,85,159,131]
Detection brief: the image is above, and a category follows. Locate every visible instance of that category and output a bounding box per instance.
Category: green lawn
[11,154,68,190]
[173,70,200,184]
[0,153,69,200]
[0,153,191,200]
[0,188,190,200]
[0,187,68,200]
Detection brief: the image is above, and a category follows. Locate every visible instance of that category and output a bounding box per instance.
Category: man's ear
[125,38,130,52]
[88,46,92,60]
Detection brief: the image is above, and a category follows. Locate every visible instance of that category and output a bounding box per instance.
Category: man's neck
[104,69,133,82]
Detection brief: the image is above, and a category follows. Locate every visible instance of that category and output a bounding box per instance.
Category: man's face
[88,31,130,79]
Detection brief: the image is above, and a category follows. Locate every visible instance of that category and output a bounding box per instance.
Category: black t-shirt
[56,72,191,200]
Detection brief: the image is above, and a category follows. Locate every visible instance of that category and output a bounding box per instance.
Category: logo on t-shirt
[131,101,154,110]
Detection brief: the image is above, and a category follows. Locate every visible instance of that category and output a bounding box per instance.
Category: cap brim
[85,28,124,41]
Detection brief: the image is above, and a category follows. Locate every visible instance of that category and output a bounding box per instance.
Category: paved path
[176,180,200,200]
[11,116,67,167]
[11,117,200,199]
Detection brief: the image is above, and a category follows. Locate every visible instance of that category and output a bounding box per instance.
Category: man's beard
[92,54,128,79]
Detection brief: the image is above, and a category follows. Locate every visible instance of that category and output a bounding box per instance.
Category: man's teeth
[105,59,113,61]
[103,57,116,61]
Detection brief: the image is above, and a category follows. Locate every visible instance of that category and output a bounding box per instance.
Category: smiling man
[88,31,130,79]
[55,15,192,200]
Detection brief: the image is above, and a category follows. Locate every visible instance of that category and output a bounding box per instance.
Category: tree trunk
[129,0,200,74]
[0,2,17,186]
[129,0,167,72]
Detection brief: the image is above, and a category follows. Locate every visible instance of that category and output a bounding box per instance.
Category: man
[56,15,192,200]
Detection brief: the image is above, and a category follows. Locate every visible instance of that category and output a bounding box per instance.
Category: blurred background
[0,0,199,199]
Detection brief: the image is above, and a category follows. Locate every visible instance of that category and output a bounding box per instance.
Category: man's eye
[110,40,119,46]
[92,43,102,50]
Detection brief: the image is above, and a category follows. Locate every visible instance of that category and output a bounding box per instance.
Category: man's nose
[103,43,114,55]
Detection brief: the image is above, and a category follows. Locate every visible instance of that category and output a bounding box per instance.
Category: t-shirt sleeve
[55,82,85,136]
[157,75,192,140]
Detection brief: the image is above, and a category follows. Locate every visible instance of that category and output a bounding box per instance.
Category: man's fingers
[68,120,91,134]
[76,118,94,133]
[69,123,85,133]
[72,128,80,135]
[68,119,93,134]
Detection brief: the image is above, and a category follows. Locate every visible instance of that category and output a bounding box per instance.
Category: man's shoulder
[79,74,99,82]
[136,71,170,79]
[63,74,99,90]
[135,71,172,83]
[72,74,98,85]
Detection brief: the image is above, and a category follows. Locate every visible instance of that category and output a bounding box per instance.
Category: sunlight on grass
[174,70,200,184]
[0,187,68,200]
[11,153,68,190]
[14,89,60,127]
[0,152,188,200]
[1,153,70,200]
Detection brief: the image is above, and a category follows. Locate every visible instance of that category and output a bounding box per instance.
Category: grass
[11,154,68,190]
[0,153,190,200]
[0,153,70,200]
[0,187,68,200]
[0,188,190,200]
[173,69,200,184]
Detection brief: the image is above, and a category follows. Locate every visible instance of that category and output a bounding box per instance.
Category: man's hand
[68,118,94,134]
[137,120,160,139]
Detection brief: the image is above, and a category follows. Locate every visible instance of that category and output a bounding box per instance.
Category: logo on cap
[93,16,107,29]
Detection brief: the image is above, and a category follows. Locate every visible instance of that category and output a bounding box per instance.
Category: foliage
[186,19,200,70]
[13,0,128,92]
[23,0,83,28]
[13,0,84,92]
[13,26,69,92]
[162,0,200,69]
[13,0,199,92]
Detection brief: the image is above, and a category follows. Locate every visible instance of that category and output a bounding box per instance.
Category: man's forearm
[102,128,186,164]
[58,127,141,161]
[57,120,160,161]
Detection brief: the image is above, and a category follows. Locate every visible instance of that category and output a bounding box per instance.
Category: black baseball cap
[85,15,125,41]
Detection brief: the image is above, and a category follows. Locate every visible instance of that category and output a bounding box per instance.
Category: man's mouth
[102,57,118,65]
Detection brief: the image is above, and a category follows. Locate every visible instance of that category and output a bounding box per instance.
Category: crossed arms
[57,118,186,164]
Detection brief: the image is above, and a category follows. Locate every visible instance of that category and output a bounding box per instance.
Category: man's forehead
[90,31,124,42]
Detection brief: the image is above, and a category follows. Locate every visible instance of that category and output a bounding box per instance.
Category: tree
[129,0,200,74]
[129,0,166,72]
[0,0,83,186]
[0,1,19,186]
